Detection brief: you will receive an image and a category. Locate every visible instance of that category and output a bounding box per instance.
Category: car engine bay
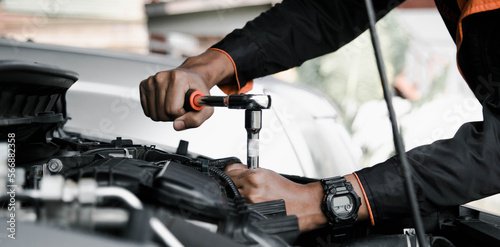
[0,60,306,246]
[1,60,500,247]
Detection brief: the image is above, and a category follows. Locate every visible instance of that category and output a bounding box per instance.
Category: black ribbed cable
[208,166,242,198]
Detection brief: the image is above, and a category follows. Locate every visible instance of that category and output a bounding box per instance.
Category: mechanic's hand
[139,50,234,131]
[140,68,213,130]
[225,163,328,232]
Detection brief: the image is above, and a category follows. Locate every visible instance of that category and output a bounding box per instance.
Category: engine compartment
[2,133,300,246]
[1,60,500,246]
[0,60,301,246]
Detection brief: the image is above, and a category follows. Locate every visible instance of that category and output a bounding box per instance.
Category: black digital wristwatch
[320,176,361,228]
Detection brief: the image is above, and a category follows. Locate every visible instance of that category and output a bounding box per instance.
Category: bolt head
[47,159,63,173]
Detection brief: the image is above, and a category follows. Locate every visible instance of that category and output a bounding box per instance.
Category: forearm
[356,114,500,222]
[212,0,405,84]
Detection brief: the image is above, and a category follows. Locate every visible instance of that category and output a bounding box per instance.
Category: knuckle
[169,70,191,88]
[166,70,179,83]
[154,73,171,91]
[154,71,168,83]
[165,106,182,117]
[247,171,264,186]
[147,76,156,89]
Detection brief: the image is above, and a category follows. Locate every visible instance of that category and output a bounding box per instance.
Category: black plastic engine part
[251,215,300,244]
[0,60,78,142]
[143,147,241,169]
[63,158,159,195]
[153,161,229,219]
[247,199,287,218]
[143,148,193,164]
[176,139,189,155]
[143,148,242,197]
[25,134,301,246]
[28,165,44,189]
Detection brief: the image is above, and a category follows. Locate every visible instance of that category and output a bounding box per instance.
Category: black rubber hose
[209,157,242,169]
[363,0,428,246]
[183,158,242,198]
[208,166,241,198]
[144,151,242,198]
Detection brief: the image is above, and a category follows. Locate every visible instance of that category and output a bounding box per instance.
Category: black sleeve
[356,9,500,222]
[211,0,405,86]
[212,0,500,223]
[357,109,500,221]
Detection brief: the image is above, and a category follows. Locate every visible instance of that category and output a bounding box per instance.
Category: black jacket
[212,0,500,223]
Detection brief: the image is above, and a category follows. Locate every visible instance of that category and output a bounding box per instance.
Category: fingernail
[173,120,185,131]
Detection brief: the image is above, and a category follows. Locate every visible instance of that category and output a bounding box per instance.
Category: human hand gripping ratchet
[139,50,235,131]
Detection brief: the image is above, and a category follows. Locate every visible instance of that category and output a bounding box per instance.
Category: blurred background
[1,0,497,212]
[0,0,480,165]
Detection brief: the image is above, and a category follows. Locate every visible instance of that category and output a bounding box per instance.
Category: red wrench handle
[184,90,205,111]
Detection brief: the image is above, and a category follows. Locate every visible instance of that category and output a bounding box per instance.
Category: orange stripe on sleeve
[208,48,253,95]
[353,172,375,226]
[455,0,500,84]
[456,0,500,51]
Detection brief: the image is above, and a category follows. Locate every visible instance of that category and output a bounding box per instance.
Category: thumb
[174,107,214,131]
[173,120,186,131]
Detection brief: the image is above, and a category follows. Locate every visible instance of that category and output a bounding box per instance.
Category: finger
[174,107,214,130]
[139,80,150,117]
[225,163,247,173]
[155,79,170,121]
[165,71,188,118]
[146,77,158,121]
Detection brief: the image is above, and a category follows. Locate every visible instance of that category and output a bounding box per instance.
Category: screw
[47,158,63,173]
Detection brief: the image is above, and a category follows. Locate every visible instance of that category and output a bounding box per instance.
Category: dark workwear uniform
[211,0,500,224]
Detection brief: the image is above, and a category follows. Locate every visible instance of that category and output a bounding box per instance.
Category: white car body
[0,38,362,178]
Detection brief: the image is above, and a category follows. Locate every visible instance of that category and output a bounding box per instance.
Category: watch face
[332,195,354,216]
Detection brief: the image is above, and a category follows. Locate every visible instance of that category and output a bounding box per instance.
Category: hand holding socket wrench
[184,90,271,169]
